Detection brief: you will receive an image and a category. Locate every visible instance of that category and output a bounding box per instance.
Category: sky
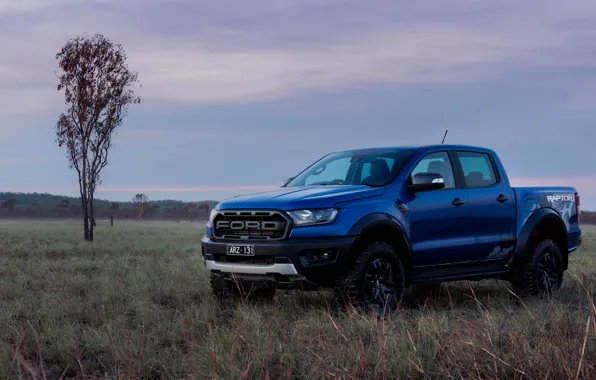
[0,0,595,209]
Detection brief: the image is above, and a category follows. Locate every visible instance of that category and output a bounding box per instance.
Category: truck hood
[217,185,386,210]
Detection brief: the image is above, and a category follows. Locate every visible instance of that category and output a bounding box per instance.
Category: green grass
[0,220,595,379]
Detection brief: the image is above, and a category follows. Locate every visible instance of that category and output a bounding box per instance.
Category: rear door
[454,150,516,262]
[406,150,471,266]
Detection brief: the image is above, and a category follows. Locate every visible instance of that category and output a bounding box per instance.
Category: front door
[406,151,471,267]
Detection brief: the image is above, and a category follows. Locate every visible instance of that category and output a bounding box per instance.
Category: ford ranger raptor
[200,144,583,312]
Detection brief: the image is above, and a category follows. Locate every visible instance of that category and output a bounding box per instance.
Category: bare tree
[197,202,209,217]
[55,33,141,241]
[110,202,119,226]
[132,193,148,220]
[0,198,17,212]
[110,202,119,213]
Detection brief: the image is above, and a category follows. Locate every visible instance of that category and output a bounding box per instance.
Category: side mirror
[408,172,445,192]
[282,176,295,186]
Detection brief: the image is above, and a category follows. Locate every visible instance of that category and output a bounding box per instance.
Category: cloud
[116,127,302,146]
[96,185,278,192]
[0,0,70,12]
[0,184,279,195]
[0,155,36,165]
[2,0,596,116]
[129,28,527,106]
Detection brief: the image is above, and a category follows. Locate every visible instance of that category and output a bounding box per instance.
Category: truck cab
[201,144,582,312]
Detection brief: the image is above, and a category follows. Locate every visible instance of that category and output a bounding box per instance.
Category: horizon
[3,185,596,212]
[1,1,595,209]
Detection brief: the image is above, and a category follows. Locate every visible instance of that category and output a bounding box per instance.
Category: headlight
[287,208,339,227]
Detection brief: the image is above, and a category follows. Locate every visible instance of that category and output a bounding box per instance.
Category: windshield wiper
[360,183,384,187]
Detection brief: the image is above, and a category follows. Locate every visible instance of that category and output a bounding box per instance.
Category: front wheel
[510,239,564,297]
[335,241,405,313]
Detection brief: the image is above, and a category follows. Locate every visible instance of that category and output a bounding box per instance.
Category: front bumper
[205,261,300,275]
[200,235,357,289]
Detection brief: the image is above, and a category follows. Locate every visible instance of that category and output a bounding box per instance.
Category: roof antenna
[441,129,448,144]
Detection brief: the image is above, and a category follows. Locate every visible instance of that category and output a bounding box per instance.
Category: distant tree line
[0,192,218,222]
[2,192,595,224]
[582,211,596,225]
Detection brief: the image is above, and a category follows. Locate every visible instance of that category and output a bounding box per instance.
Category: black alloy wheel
[536,250,562,294]
[335,241,405,314]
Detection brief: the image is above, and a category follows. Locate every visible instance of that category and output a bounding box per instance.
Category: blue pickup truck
[201,144,582,312]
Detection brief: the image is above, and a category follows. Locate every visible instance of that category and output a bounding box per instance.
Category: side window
[456,151,498,188]
[304,157,351,185]
[410,152,456,188]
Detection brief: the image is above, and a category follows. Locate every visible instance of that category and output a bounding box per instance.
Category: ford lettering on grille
[215,220,282,230]
[212,210,291,241]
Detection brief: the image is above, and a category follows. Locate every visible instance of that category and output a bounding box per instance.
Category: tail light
[575,192,580,223]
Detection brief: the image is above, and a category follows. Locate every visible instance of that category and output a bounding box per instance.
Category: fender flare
[348,213,409,248]
[347,212,412,274]
[509,207,568,267]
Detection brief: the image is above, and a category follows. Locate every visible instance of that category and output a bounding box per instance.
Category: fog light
[309,252,330,262]
[302,250,337,265]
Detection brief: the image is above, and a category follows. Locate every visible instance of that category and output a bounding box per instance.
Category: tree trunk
[88,197,95,241]
[80,149,90,241]
[79,181,90,241]
[82,197,90,241]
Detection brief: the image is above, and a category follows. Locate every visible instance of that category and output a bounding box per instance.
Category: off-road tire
[510,239,564,297]
[334,241,405,313]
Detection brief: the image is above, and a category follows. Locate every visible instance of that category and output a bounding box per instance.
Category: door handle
[451,198,465,207]
[496,194,509,203]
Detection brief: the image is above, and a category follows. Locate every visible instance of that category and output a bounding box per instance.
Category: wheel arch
[510,208,569,269]
[347,213,412,285]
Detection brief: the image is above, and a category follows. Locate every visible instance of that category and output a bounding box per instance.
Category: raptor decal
[534,193,577,229]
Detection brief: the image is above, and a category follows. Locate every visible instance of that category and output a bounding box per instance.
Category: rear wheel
[335,241,405,313]
[511,239,564,297]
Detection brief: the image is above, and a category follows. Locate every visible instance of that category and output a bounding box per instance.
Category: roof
[335,144,492,155]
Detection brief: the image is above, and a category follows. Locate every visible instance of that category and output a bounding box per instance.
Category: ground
[0,220,595,379]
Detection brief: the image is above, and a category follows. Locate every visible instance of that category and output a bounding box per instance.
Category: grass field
[0,220,595,379]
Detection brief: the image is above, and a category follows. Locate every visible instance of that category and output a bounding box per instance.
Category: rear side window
[456,151,498,188]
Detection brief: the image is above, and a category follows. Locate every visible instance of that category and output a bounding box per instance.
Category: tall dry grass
[0,220,595,379]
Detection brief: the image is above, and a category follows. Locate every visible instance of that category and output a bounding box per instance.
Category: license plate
[226,244,255,256]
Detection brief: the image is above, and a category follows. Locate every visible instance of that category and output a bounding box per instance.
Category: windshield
[285,148,417,187]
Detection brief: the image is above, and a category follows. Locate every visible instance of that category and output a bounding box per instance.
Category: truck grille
[212,210,291,241]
